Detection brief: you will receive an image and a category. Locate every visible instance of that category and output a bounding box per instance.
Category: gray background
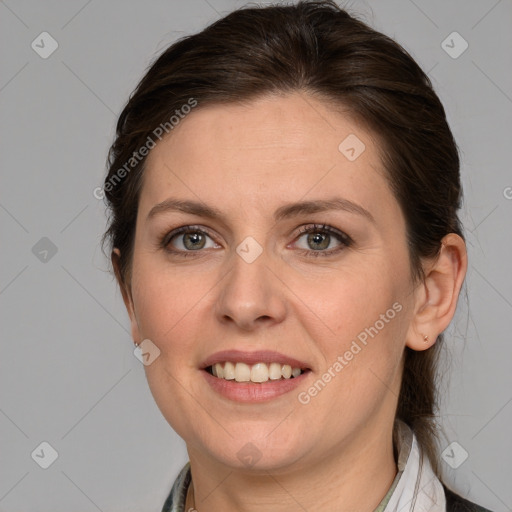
[1,0,511,510]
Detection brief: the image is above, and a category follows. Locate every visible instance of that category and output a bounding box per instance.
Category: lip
[200,350,311,370]
[202,367,312,403]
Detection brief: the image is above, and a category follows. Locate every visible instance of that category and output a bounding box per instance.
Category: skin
[113,92,467,512]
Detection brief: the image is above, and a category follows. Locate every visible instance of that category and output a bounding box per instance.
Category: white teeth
[250,363,269,383]
[269,362,282,380]
[209,362,304,383]
[235,362,251,382]
[214,362,224,378]
[281,364,292,379]
[223,361,235,380]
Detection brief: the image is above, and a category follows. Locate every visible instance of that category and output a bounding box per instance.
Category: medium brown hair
[102,0,463,475]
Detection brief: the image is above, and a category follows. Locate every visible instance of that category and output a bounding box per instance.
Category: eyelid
[160,222,353,257]
[290,223,353,256]
[161,224,216,245]
[293,223,352,243]
[161,224,220,253]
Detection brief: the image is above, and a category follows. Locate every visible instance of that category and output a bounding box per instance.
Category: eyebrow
[146,197,375,224]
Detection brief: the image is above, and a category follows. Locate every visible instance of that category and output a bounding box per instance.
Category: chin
[197,426,311,473]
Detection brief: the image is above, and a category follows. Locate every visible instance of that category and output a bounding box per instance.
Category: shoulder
[443,484,494,512]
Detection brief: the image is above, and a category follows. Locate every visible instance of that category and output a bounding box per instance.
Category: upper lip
[201,350,311,370]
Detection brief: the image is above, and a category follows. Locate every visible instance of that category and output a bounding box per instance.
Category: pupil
[184,232,205,250]
[308,232,329,250]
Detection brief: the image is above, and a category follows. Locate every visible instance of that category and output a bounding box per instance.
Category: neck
[186,420,398,512]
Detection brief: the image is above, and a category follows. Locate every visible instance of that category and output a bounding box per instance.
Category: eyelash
[160,223,353,259]
[294,224,353,258]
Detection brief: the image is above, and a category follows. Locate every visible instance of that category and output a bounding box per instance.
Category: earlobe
[111,248,141,344]
[406,233,467,351]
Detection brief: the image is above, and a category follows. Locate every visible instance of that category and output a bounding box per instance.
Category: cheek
[130,261,196,360]
[290,262,408,399]
[131,250,210,333]
[129,261,215,437]
[130,255,226,379]
[290,261,405,343]
[295,294,406,435]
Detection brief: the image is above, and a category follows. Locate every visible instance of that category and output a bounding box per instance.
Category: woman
[102,1,493,510]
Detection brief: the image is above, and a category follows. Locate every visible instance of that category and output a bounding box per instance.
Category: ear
[112,248,141,344]
[406,233,467,351]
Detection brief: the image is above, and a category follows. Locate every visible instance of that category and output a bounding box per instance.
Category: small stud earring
[423,335,429,343]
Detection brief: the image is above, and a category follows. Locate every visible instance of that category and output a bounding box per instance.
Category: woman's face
[123,92,421,472]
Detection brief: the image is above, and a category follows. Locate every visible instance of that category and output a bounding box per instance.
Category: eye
[162,226,220,255]
[160,223,352,258]
[292,224,352,257]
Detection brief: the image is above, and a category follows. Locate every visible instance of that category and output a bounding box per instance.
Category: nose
[215,248,287,332]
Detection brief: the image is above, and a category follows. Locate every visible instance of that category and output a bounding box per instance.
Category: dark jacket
[443,484,494,512]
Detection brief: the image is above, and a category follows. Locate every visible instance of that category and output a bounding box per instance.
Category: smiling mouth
[205,361,310,383]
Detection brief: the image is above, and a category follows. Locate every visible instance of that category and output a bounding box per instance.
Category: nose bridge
[215,237,287,329]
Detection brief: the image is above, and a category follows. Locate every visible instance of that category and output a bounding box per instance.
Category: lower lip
[202,369,311,402]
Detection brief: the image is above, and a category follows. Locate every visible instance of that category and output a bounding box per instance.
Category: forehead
[140,93,397,223]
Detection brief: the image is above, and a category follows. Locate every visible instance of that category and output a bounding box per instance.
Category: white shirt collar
[383,420,446,512]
